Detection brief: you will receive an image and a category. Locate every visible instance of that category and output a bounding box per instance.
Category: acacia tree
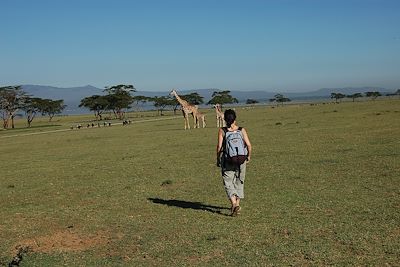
[331,92,346,103]
[41,99,66,121]
[182,92,204,105]
[150,96,175,116]
[0,86,28,129]
[246,99,259,104]
[207,90,238,107]
[347,93,363,102]
[21,97,44,127]
[365,91,381,100]
[79,95,109,120]
[104,84,135,119]
[270,94,291,106]
[105,92,133,119]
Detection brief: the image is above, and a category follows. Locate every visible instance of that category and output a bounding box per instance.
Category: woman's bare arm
[241,128,252,162]
[216,128,224,165]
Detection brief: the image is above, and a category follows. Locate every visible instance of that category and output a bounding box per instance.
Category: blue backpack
[222,127,248,165]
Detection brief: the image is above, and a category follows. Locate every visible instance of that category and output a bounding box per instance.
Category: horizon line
[12,84,394,94]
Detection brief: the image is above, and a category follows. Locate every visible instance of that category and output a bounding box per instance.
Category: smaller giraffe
[214,104,225,127]
[195,110,206,128]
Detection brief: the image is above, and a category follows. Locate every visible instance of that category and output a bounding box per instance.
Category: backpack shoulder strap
[222,127,228,133]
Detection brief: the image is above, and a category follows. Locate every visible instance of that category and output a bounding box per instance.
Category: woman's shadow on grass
[148,198,230,216]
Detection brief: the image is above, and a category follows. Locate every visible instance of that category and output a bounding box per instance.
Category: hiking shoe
[231,206,241,217]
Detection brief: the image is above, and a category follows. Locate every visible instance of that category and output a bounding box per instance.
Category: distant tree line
[79,85,209,119]
[80,87,246,119]
[83,87,400,117]
[0,85,65,129]
[386,89,400,98]
[329,91,396,103]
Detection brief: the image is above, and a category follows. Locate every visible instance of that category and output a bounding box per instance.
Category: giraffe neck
[173,92,188,107]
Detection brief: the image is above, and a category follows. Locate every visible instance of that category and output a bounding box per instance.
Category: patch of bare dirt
[12,230,109,254]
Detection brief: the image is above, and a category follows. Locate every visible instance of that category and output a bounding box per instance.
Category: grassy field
[0,99,399,266]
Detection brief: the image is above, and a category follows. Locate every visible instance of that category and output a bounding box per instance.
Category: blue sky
[1,0,399,92]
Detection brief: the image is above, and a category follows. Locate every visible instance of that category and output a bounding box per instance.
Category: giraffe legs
[185,115,190,130]
[191,113,196,129]
[182,110,206,130]
[197,116,200,128]
[192,112,198,129]
[182,111,190,130]
[188,112,198,129]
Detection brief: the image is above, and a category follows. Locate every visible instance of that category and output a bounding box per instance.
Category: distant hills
[21,85,394,114]
[22,85,103,114]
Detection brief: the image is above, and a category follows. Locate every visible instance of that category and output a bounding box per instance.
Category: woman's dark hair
[224,109,236,128]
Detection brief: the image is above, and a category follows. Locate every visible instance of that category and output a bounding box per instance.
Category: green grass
[0,100,399,266]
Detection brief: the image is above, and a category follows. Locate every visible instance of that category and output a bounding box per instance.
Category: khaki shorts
[222,162,246,199]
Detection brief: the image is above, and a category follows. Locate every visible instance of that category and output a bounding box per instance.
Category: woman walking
[217,109,252,216]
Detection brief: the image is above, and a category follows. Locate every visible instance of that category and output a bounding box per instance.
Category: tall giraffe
[214,104,225,127]
[170,89,198,129]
